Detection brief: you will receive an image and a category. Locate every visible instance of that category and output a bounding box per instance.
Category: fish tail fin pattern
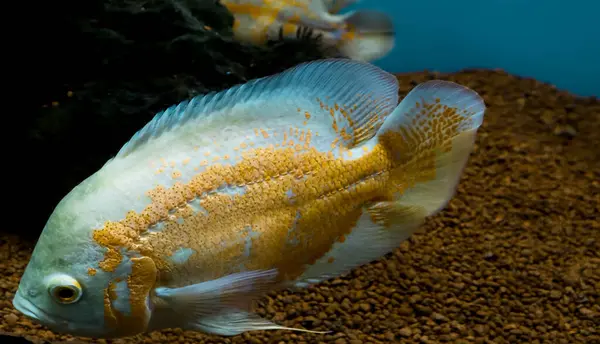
[324,0,361,14]
[373,80,486,223]
[336,10,395,61]
[289,76,485,291]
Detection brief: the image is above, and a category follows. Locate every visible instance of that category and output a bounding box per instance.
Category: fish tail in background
[372,80,486,226]
[324,0,361,14]
[335,10,395,61]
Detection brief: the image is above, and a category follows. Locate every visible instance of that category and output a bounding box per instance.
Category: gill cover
[103,256,157,337]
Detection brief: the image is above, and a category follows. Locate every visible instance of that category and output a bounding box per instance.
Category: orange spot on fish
[91,93,468,292]
[260,129,269,139]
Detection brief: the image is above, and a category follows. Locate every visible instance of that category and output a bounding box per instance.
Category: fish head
[13,173,157,338]
[12,209,112,337]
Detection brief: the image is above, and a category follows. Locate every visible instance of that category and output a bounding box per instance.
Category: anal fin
[291,203,427,288]
[190,310,330,336]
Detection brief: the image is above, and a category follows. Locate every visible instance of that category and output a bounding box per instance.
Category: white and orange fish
[13,59,485,338]
[221,0,395,61]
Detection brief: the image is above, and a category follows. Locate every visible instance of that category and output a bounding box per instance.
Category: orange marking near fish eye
[101,258,156,337]
[125,257,156,333]
[88,268,97,276]
[103,283,118,329]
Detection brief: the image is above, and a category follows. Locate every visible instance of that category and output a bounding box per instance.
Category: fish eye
[46,274,82,304]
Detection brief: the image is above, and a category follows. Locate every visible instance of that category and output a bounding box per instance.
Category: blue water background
[348,0,599,97]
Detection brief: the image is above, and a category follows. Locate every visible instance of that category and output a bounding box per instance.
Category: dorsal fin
[113,58,399,160]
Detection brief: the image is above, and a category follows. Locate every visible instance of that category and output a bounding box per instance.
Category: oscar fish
[221,0,395,62]
[12,58,486,338]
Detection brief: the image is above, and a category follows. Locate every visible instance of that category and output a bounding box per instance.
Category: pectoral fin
[191,310,330,336]
[154,269,328,336]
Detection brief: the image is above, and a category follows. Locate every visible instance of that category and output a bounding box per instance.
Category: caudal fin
[337,10,395,61]
[376,80,486,217]
[324,0,361,13]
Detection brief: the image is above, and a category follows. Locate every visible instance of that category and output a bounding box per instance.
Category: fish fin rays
[186,311,330,336]
[112,59,398,161]
[290,204,427,288]
[154,269,328,336]
[289,77,487,289]
[337,10,395,62]
[376,80,486,216]
[303,57,399,148]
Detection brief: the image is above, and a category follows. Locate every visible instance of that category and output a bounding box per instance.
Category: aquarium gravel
[1,69,598,344]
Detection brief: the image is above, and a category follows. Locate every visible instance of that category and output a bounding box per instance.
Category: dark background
[12,0,335,239]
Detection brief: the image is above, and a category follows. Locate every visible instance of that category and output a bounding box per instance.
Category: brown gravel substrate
[2,70,599,344]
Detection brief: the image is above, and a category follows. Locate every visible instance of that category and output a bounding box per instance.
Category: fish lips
[12,290,57,326]
[12,290,103,337]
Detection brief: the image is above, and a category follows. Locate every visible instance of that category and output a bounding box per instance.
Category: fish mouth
[12,290,103,336]
[13,288,115,338]
[12,290,58,326]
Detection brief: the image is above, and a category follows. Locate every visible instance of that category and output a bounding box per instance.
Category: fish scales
[92,102,395,288]
[13,59,485,338]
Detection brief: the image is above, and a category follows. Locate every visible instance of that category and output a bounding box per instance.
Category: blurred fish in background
[220,0,395,61]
